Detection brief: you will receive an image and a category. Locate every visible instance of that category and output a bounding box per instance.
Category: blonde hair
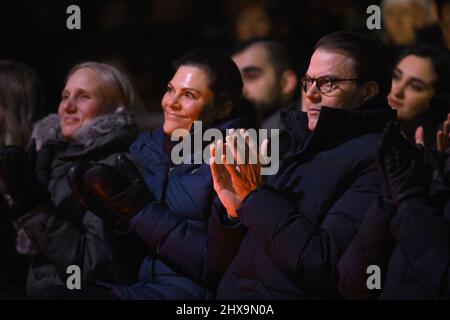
[67,62,136,113]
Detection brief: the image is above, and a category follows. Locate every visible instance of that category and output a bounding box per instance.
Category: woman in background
[338,44,450,299]
[0,60,44,295]
[387,44,450,146]
[0,62,139,297]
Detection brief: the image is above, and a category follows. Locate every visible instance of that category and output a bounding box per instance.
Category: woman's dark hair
[314,31,391,96]
[172,50,260,128]
[172,50,243,112]
[395,44,450,147]
[395,44,450,94]
[0,61,44,146]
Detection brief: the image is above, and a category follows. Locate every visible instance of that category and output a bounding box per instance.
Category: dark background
[0,0,380,119]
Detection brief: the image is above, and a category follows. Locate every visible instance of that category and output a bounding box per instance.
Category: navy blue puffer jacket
[212,97,396,299]
[105,117,247,300]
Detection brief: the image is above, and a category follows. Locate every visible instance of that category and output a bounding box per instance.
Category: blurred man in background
[231,37,301,129]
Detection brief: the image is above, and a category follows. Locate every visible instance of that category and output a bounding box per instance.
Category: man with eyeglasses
[208,31,398,299]
[301,45,384,131]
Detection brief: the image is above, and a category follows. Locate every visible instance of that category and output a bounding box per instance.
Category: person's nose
[164,93,182,111]
[61,96,77,114]
[304,82,322,104]
[391,81,406,99]
[242,83,250,99]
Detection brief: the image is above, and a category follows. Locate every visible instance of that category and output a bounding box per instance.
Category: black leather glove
[68,154,152,223]
[68,160,128,228]
[0,144,47,217]
[85,154,153,219]
[376,121,432,208]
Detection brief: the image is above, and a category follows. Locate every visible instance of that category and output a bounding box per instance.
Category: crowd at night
[0,0,449,301]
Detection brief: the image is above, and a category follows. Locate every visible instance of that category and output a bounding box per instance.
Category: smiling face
[387,55,437,121]
[161,66,216,135]
[304,49,368,131]
[58,68,111,139]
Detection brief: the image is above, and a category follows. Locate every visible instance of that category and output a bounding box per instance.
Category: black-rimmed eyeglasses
[301,76,359,94]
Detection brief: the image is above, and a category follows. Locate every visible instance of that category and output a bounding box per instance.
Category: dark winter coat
[380,198,450,299]
[382,156,450,299]
[104,117,248,300]
[18,112,138,297]
[0,195,29,292]
[338,151,450,300]
[337,197,396,299]
[212,97,396,299]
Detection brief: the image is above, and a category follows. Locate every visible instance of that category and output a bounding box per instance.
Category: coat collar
[281,96,397,158]
[31,112,138,160]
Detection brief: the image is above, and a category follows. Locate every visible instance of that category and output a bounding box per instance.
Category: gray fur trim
[31,112,135,150]
[31,114,62,150]
[73,112,135,147]
[16,228,40,256]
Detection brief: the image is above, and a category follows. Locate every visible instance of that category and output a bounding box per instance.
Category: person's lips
[164,110,187,120]
[388,97,403,109]
[62,116,80,125]
[307,107,321,116]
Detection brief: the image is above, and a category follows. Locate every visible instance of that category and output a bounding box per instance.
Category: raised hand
[84,154,153,219]
[415,126,424,146]
[210,140,242,219]
[223,129,262,200]
[67,160,125,227]
[437,113,450,152]
[209,129,265,218]
[377,122,431,208]
[68,154,153,224]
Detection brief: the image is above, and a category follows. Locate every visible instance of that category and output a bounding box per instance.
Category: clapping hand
[210,129,267,218]
[377,122,431,208]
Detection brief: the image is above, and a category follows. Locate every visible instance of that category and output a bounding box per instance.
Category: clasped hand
[209,129,268,219]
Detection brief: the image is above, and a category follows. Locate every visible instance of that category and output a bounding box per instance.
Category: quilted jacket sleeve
[238,161,381,297]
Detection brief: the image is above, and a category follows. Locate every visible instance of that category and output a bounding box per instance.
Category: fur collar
[31,112,135,150]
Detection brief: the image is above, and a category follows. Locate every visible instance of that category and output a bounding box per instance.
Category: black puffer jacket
[18,112,138,297]
[380,198,449,299]
[381,152,450,300]
[338,151,450,300]
[212,97,396,299]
